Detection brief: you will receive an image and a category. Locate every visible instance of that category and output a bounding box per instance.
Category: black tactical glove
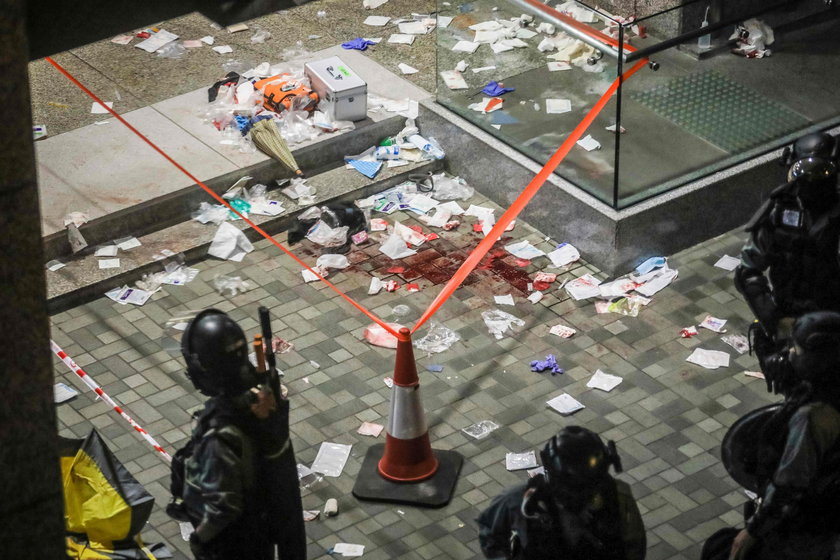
[189,532,206,559]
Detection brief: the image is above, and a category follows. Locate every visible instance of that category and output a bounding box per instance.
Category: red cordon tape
[412,59,649,333]
[51,339,172,463]
[45,56,398,339]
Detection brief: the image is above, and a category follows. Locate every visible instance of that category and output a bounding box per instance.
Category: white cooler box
[305,56,368,122]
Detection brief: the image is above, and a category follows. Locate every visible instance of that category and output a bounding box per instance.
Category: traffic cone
[353,327,462,507]
[378,327,439,481]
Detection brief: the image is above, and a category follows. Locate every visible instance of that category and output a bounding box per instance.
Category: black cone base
[352,444,463,508]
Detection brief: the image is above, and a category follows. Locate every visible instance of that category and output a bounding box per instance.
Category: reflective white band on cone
[387,385,428,440]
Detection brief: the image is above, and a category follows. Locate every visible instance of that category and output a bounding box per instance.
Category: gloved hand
[189,532,206,559]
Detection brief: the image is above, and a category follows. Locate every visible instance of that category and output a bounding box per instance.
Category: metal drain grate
[629,70,809,153]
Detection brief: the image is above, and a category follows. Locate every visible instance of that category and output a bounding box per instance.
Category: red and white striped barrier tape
[51,339,172,463]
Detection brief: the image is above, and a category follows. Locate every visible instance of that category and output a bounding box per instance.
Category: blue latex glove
[342,37,377,51]
[530,354,564,375]
[635,256,666,275]
[482,81,515,96]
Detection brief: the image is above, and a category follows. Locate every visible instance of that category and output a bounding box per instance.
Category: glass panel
[436,0,620,206]
[615,0,840,208]
[436,0,840,209]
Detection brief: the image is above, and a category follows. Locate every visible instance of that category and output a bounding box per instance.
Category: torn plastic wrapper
[379,231,417,259]
[482,309,525,340]
[430,173,474,201]
[213,274,251,297]
[462,420,500,440]
[192,202,232,225]
[306,220,349,248]
[316,253,350,270]
[414,321,461,353]
[363,323,405,348]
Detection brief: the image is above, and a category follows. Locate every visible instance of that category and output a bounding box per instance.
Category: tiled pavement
[49,187,779,559]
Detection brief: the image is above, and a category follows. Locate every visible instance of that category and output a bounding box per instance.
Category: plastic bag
[192,202,230,225]
[462,420,500,440]
[278,110,320,145]
[363,323,404,348]
[431,173,474,201]
[250,28,272,44]
[414,321,461,354]
[305,220,349,247]
[157,42,186,59]
[482,309,525,339]
[213,274,251,297]
[316,253,349,270]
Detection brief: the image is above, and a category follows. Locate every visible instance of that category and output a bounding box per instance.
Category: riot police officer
[735,132,840,365]
[176,309,306,560]
[477,426,646,560]
[719,311,840,560]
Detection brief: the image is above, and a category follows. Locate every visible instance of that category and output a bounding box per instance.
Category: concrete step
[46,158,441,313]
[43,112,410,262]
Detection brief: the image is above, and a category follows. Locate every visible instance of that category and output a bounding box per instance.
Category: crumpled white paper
[208,222,253,262]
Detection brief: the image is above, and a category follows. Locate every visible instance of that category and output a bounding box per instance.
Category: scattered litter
[546,393,585,415]
[111,35,133,45]
[94,245,118,257]
[301,269,320,283]
[316,253,350,270]
[440,70,469,90]
[383,280,399,292]
[332,543,364,558]
[549,324,576,338]
[715,255,741,271]
[115,236,141,250]
[213,275,251,297]
[680,326,699,338]
[370,218,388,231]
[67,224,88,254]
[311,443,352,477]
[565,274,602,300]
[506,451,538,471]
[368,277,384,295]
[405,283,421,293]
[527,291,543,304]
[46,260,66,272]
[686,348,731,369]
[586,369,623,392]
[547,61,571,71]
[363,323,404,348]
[414,321,461,353]
[546,98,572,114]
[426,364,444,372]
[364,15,390,26]
[472,65,496,73]
[452,40,480,53]
[534,272,556,284]
[722,334,749,354]
[605,123,627,133]
[105,286,154,306]
[98,258,120,269]
[462,420,499,439]
[208,222,254,261]
[54,382,79,403]
[135,29,179,53]
[303,510,320,522]
[182,39,203,48]
[90,101,113,114]
[384,377,394,388]
[342,37,378,50]
[226,23,249,33]
[530,354,564,375]
[494,294,515,306]
[33,124,48,140]
[212,45,233,54]
[527,466,546,478]
[388,33,416,45]
[363,0,389,8]
[380,231,417,259]
[577,134,601,151]
[505,240,545,260]
[398,63,419,75]
[700,315,727,333]
[744,371,765,379]
[310,360,320,369]
[635,266,678,296]
[200,35,214,45]
[482,81,515,97]
[438,15,454,27]
[357,422,384,437]
[635,256,666,275]
[595,296,646,317]
[482,309,525,339]
[547,243,580,267]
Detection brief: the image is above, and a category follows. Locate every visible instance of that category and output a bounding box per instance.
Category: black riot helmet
[181,309,255,396]
[540,426,622,511]
[780,132,839,208]
[790,311,840,384]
